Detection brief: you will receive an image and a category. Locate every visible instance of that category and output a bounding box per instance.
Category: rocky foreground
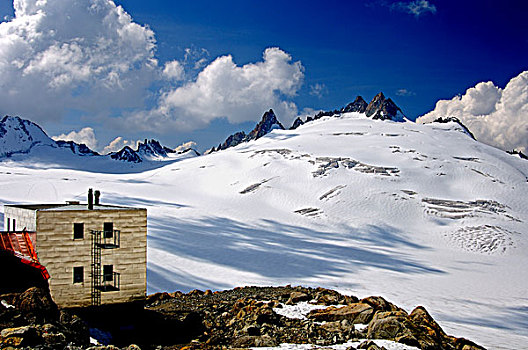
[0,286,486,350]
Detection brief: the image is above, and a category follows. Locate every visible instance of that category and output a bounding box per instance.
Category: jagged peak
[246,109,285,140]
[342,96,368,113]
[365,92,405,121]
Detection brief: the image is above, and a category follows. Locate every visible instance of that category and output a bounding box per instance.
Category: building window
[12,219,16,231]
[73,223,84,239]
[103,222,113,238]
[103,265,113,282]
[6,218,10,231]
[73,266,84,283]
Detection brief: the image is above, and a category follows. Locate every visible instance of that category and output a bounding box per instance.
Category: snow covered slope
[0,112,527,349]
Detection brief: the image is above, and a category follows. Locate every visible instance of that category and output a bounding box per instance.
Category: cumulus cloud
[101,137,140,154]
[174,141,197,153]
[0,0,157,122]
[163,60,184,81]
[392,0,437,17]
[417,71,528,153]
[52,127,98,150]
[0,1,307,138]
[126,47,305,132]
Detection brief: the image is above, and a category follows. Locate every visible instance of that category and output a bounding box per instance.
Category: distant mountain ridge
[211,109,285,152]
[0,116,198,165]
[211,92,406,153]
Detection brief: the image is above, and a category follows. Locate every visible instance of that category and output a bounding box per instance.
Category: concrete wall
[35,209,147,308]
[3,207,37,232]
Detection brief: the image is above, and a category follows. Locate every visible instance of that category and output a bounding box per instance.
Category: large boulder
[14,287,59,323]
[308,303,375,324]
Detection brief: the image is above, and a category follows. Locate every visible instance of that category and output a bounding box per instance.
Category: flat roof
[5,204,144,211]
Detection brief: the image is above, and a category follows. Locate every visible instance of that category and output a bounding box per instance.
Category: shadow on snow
[147,215,444,293]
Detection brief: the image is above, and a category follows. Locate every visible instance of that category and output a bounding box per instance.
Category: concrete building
[2,189,147,308]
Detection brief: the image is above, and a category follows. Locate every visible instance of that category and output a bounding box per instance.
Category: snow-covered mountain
[0,116,56,157]
[0,115,199,171]
[0,106,527,349]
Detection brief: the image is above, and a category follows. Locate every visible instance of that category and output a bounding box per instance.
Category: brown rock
[232,334,277,347]
[357,340,386,350]
[360,296,402,313]
[286,292,311,305]
[308,303,374,324]
[367,311,409,339]
[14,287,58,323]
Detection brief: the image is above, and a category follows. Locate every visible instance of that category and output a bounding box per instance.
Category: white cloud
[309,83,327,98]
[417,71,528,153]
[52,127,98,150]
[101,136,140,154]
[396,88,416,96]
[163,60,184,81]
[0,1,307,137]
[174,141,197,153]
[392,0,437,17]
[126,47,305,132]
[0,0,157,122]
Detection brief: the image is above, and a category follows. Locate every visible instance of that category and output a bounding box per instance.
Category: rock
[14,287,59,323]
[232,334,278,347]
[286,292,311,305]
[109,146,142,163]
[0,325,40,347]
[342,96,368,113]
[431,116,476,140]
[218,131,247,150]
[146,292,172,304]
[290,117,305,130]
[246,109,285,140]
[360,296,403,313]
[365,92,405,121]
[357,340,385,350]
[454,337,487,350]
[367,311,409,339]
[308,303,374,324]
[126,345,142,350]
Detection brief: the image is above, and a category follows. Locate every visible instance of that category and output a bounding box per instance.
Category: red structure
[0,230,50,280]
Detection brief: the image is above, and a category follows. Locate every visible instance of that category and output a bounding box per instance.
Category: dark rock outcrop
[137,139,171,158]
[217,131,247,151]
[55,140,100,156]
[365,92,405,121]
[431,117,476,140]
[109,146,142,163]
[507,149,528,160]
[214,109,285,152]
[0,287,90,348]
[290,117,305,130]
[246,109,285,140]
[343,96,368,113]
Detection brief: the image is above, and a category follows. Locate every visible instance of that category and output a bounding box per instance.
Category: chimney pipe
[88,188,93,210]
[94,190,101,206]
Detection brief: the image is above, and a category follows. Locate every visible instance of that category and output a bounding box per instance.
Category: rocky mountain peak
[342,96,368,113]
[137,139,173,159]
[365,92,405,121]
[289,117,305,130]
[109,145,142,163]
[247,109,285,140]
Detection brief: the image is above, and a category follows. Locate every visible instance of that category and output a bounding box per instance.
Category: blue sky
[0,0,526,153]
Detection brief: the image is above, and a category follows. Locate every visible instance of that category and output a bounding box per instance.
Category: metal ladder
[90,230,102,306]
